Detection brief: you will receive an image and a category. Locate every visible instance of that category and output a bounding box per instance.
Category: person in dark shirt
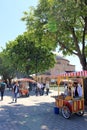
[12,81,19,102]
[0,80,6,101]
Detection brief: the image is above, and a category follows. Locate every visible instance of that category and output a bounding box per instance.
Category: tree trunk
[78,55,87,105]
[83,78,87,105]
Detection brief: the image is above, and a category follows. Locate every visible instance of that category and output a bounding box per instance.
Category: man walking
[12,81,19,102]
[45,80,50,95]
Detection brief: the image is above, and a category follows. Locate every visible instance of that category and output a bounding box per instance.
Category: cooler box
[54,107,59,114]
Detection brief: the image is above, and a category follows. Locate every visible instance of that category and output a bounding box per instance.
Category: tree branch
[57,40,78,55]
[70,27,82,56]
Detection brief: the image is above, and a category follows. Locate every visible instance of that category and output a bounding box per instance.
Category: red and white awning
[17,78,36,83]
[58,70,87,78]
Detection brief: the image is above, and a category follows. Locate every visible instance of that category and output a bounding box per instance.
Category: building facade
[49,55,75,75]
[36,55,75,82]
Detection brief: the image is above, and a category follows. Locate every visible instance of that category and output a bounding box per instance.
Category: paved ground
[0,89,87,130]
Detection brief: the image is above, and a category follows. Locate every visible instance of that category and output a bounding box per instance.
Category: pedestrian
[45,80,50,95]
[0,80,6,101]
[35,82,41,96]
[41,82,45,95]
[12,81,19,102]
[64,83,67,88]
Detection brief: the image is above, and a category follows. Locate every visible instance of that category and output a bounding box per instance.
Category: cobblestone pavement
[0,89,87,130]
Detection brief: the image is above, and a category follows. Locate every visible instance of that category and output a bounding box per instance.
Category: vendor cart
[55,71,87,119]
[17,78,36,97]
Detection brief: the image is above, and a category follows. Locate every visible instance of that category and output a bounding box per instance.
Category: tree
[21,5,57,51]
[5,33,55,76]
[34,0,87,70]
[22,0,87,103]
[49,0,87,70]
[0,49,17,82]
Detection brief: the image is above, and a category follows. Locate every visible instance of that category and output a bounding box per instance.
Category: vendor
[64,86,72,97]
[73,82,82,97]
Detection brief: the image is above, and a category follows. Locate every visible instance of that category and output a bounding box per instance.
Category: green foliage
[0,50,17,80]
[32,0,87,70]
[4,33,55,76]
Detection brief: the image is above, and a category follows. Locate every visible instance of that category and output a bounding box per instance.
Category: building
[36,55,75,82]
[49,55,75,75]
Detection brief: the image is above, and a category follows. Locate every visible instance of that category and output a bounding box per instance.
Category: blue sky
[0,0,82,71]
[0,0,38,48]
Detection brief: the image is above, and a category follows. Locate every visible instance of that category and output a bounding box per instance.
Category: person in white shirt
[41,82,45,95]
[77,83,83,97]
[35,82,42,96]
[73,82,83,97]
[45,80,50,95]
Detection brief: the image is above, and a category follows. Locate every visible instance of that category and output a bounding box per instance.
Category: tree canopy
[2,32,55,78]
[21,0,87,103]
[0,48,17,81]
[22,0,87,70]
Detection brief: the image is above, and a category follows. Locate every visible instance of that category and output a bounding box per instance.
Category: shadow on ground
[0,90,87,130]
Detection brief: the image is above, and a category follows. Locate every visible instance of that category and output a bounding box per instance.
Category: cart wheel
[76,111,84,116]
[62,106,71,119]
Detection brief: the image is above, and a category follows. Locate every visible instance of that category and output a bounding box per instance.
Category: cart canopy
[16,78,36,83]
[58,70,87,78]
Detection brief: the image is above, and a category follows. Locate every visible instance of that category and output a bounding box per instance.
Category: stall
[55,70,87,119]
[17,78,36,97]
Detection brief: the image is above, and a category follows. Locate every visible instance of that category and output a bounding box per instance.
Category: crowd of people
[0,78,83,103]
[35,80,50,96]
[0,79,50,103]
[0,80,20,102]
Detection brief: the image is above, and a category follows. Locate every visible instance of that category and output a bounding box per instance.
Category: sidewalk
[0,89,87,130]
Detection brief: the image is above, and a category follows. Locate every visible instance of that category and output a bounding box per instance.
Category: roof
[56,55,69,62]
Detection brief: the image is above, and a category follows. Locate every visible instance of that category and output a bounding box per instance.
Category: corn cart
[55,70,87,119]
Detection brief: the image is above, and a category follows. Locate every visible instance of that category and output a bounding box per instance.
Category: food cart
[55,70,87,119]
[17,78,36,97]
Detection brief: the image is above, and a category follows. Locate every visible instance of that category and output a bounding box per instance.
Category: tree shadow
[0,90,87,130]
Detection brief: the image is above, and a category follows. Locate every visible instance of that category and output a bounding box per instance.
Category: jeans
[13,93,18,102]
[1,91,4,100]
[46,88,49,95]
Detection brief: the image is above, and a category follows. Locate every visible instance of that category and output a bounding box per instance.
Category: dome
[55,55,69,62]
[56,55,63,60]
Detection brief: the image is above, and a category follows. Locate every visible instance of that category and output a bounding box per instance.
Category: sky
[0,0,38,48]
[0,0,82,71]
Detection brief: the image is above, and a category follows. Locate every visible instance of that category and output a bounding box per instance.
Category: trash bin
[54,107,59,114]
